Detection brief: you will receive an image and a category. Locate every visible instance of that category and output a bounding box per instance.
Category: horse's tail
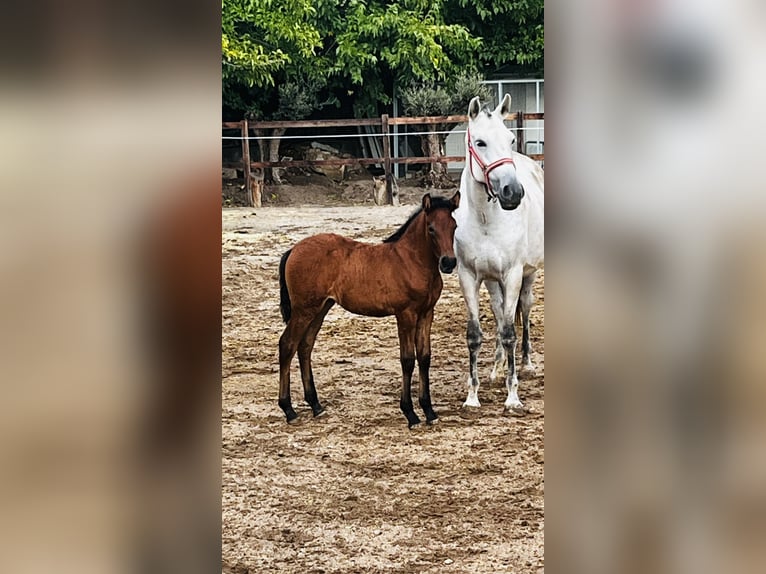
[279,249,293,323]
[515,296,523,327]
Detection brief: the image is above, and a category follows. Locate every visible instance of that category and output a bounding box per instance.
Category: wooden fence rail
[223,112,543,207]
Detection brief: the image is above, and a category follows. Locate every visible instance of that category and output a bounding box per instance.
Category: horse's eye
[428,224,436,235]
[476,140,487,148]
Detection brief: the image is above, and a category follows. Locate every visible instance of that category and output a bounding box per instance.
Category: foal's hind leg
[396,311,421,428]
[519,272,537,374]
[278,311,316,423]
[297,300,334,417]
[486,280,507,385]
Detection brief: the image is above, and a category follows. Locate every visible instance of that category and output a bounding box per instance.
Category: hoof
[286,415,301,425]
[313,408,327,418]
[462,400,481,409]
[519,363,536,379]
[426,417,439,426]
[459,407,481,420]
[503,404,528,417]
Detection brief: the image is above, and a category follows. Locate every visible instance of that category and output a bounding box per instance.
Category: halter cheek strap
[467,129,516,202]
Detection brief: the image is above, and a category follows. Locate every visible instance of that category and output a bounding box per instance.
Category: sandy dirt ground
[222,187,544,573]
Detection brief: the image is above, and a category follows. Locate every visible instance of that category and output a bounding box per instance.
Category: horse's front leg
[486,280,507,385]
[396,311,420,428]
[415,308,438,424]
[457,266,484,407]
[500,267,525,413]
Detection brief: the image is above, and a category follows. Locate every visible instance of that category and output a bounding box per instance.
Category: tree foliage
[222,0,322,89]
[320,0,479,114]
[444,0,544,76]
[221,0,544,117]
[222,0,488,118]
[399,72,494,116]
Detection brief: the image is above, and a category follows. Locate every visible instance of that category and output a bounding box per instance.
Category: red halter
[466,129,516,202]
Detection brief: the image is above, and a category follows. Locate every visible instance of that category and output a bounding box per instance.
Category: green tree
[400,72,493,184]
[316,0,480,115]
[444,0,544,76]
[222,0,332,181]
[222,0,482,119]
[222,0,322,92]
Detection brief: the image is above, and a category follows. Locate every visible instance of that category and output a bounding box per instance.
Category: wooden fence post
[242,119,253,207]
[516,111,525,155]
[381,114,394,205]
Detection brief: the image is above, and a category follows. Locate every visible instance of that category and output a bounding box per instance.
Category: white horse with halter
[453,94,544,412]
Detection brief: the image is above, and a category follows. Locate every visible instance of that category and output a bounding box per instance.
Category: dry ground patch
[222,202,544,573]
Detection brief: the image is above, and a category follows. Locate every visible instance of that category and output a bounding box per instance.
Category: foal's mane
[382,196,455,243]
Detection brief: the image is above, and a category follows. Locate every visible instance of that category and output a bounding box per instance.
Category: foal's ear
[450,190,461,209]
[468,96,481,120]
[495,93,512,118]
[422,193,432,211]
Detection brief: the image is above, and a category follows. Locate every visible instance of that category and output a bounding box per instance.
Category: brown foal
[277,192,460,427]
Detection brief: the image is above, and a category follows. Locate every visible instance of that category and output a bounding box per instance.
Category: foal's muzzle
[439,256,457,274]
[498,181,525,211]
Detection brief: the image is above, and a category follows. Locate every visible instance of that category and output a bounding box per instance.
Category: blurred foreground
[0,2,220,573]
[548,0,766,573]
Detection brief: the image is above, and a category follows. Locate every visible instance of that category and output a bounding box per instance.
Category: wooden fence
[223,112,544,206]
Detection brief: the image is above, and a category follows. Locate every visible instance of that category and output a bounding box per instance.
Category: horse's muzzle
[439,256,457,274]
[498,182,525,211]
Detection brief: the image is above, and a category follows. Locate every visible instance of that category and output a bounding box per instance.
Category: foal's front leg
[415,308,438,424]
[396,311,421,428]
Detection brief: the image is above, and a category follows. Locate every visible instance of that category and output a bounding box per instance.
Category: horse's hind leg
[519,271,537,374]
[486,280,507,385]
[278,312,315,424]
[298,299,334,417]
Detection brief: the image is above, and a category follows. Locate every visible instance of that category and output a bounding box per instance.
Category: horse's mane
[382,196,455,243]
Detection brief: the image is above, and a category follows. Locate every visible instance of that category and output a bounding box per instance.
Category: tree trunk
[254,129,269,183]
[269,128,286,185]
[420,131,451,188]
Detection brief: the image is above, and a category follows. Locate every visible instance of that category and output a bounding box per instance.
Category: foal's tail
[515,296,523,327]
[279,249,293,323]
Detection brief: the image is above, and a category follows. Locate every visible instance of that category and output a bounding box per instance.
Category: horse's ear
[450,190,461,209]
[495,93,512,117]
[468,96,481,120]
[422,193,432,211]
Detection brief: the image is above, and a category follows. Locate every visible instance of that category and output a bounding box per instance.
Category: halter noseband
[466,129,516,202]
